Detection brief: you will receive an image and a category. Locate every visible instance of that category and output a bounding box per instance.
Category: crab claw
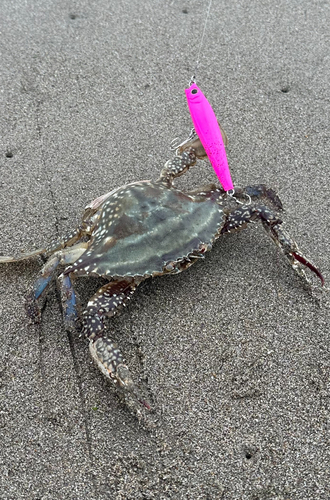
[116,364,150,409]
[292,252,325,287]
[89,337,150,410]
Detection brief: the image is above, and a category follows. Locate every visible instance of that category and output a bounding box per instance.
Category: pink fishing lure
[185,83,234,191]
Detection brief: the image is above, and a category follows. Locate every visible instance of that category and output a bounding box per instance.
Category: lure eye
[191,89,198,94]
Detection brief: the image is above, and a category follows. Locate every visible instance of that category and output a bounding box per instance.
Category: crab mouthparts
[292,252,325,286]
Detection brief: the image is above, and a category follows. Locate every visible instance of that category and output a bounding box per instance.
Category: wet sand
[0,1,329,498]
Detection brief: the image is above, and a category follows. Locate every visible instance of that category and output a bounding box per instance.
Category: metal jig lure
[183,0,234,191]
[185,82,234,192]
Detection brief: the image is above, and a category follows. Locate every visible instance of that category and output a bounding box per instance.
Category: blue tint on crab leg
[25,255,61,322]
[33,256,60,300]
[25,243,88,324]
[58,273,78,331]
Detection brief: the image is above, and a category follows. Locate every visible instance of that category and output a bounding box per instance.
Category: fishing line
[191,0,213,84]
[181,0,235,192]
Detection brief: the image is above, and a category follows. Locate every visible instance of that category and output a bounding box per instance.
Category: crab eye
[191,89,198,95]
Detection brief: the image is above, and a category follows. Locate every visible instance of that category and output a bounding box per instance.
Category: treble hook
[227,189,252,205]
[170,128,196,152]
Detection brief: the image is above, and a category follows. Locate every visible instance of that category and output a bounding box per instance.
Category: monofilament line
[191,0,213,84]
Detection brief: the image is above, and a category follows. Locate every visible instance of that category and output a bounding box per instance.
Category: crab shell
[67,180,225,279]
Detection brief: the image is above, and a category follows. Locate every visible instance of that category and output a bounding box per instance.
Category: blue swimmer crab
[0,133,324,410]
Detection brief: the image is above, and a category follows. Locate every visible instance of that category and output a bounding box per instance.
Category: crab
[0,133,324,410]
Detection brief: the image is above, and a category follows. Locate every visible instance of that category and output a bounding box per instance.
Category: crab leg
[76,279,148,407]
[44,226,86,257]
[25,255,61,322]
[25,243,88,323]
[264,222,325,286]
[159,148,198,185]
[81,280,137,338]
[0,226,87,263]
[221,204,324,285]
[234,184,284,211]
[58,273,78,331]
[0,247,46,263]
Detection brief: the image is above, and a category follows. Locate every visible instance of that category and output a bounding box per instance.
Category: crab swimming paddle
[185,83,234,192]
